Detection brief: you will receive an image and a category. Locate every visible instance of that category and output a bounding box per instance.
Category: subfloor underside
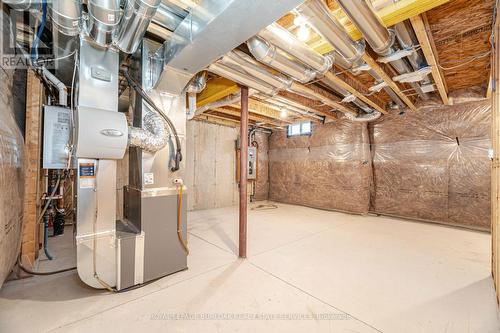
[0,202,498,332]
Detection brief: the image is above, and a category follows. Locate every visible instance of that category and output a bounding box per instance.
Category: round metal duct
[48,0,82,36]
[87,0,122,47]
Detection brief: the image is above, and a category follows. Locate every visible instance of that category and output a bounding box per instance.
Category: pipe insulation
[128,111,170,152]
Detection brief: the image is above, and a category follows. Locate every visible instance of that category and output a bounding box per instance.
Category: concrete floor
[0,202,498,332]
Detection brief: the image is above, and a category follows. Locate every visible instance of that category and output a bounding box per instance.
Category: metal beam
[410,14,449,105]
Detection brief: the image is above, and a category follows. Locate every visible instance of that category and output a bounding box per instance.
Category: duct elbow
[343,110,382,123]
[186,71,207,94]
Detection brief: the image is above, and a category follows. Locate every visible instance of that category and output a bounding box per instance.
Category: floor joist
[410,14,450,105]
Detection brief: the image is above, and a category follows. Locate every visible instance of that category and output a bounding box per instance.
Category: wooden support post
[410,14,449,105]
[22,70,43,269]
[239,86,249,258]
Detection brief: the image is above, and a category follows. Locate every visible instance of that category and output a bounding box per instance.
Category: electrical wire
[30,0,47,66]
[437,51,492,71]
[122,68,183,172]
[176,184,189,255]
[17,256,76,276]
[32,50,77,66]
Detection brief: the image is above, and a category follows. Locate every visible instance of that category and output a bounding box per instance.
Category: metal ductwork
[343,110,382,122]
[186,71,208,94]
[208,62,278,96]
[394,21,424,70]
[336,0,393,55]
[48,0,82,36]
[192,92,242,119]
[259,23,333,74]
[87,0,121,46]
[3,0,32,11]
[247,36,316,83]
[128,111,170,152]
[220,50,293,91]
[336,0,428,100]
[154,0,305,94]
[151,3,186,31]
[296,0,364,64]
[114,0,162,54]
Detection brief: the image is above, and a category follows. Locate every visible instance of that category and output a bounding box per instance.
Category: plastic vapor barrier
[370,99,491,230]
[269,120,372,214]
[0,68,25,288]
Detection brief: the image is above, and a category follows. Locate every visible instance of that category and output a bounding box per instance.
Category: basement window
[287,121,312,137]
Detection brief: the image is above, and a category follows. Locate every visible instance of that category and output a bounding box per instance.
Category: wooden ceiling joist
[361,54,417,111]
[321,71,388,114]
[410,14,450,105]
[196,77,239,107]
[212,107,289,127]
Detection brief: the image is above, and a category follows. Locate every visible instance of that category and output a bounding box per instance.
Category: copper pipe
[239,86,249,259]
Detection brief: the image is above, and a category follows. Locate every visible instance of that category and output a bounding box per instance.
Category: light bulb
[280,108,288,118]
[297,25,310,42]
[293,15,307,27]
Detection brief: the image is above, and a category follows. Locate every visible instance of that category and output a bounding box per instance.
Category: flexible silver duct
[208,62,278,96]
[247,36,316,83]
[220,50,293,91]
[113,0,161,54]
[296,0,364,64]
[128,111,169,152]
[48,0,82,36]
[87,0,121,46]
[259,23,333,74]
[343,110,382,122]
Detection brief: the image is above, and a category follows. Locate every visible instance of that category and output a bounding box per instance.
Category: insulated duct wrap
[269,121,371,214]
[0,63,24,288]
[370,99,491,230]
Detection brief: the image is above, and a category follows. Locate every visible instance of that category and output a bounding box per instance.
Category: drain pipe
[41,67,68,106]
